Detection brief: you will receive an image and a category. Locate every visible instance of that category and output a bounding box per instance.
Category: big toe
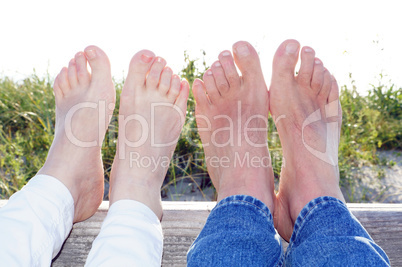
[123,49,156,96]
[232,41,264,84]
[84,45,112,85]
[271,39,300,82]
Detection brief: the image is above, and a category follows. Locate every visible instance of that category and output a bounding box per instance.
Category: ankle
[217,178,275,212]
[109,177,163,219]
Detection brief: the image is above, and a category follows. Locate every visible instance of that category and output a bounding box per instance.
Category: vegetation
[339,75,402,200]
[0,53,401,200]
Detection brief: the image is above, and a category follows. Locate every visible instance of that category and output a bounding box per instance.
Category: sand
[161,150,402,203]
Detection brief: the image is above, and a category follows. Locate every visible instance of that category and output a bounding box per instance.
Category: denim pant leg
[187,195,283,267]
[282,196,390,266]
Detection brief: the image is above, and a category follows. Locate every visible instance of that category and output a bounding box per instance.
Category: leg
[85,51,189,266]
[39,46,116,223]
[0,46,115,265]
[270,40,390,265]
[283,197,390,266]
[0,175,73,266]
[187,41,282,266]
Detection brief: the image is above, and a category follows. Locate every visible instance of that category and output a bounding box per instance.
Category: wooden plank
[1,200,401,266]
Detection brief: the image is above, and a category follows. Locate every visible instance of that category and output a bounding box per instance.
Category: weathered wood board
[1,201,401,266]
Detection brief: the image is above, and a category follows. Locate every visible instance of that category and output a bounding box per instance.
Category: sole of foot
[269,39,345,241]
[192,41,276,211]
[109,50,189,220]
[38,46,116,223]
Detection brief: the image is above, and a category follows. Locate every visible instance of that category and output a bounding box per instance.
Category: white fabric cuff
[0,174,74,266]
[85,200,163,267]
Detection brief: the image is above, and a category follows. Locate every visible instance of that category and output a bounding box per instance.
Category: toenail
[206,70,213,75]
[304,47,313,53]
[286,43,299,54]
[85,49,96,59]
[235,44,250,57]
[156,57,162,63]
[214,62,221,67]
[222,51,231,57]
[315,59,322,64]
[141,54,153,63]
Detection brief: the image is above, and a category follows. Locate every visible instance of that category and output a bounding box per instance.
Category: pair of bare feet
[38,39,345,242]
[193,40,345,241]
[38,47,189,223]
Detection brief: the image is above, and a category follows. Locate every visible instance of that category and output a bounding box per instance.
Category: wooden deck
[1,201,402,266]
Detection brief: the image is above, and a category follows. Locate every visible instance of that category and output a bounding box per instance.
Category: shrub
[0,56,401,201]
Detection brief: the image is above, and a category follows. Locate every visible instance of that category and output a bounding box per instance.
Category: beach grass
[0,53,401,200]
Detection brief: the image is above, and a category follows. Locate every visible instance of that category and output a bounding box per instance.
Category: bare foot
[109,50,189,220]
[193,41,275,211]
[38,46,116,223]
[269,40,345,241]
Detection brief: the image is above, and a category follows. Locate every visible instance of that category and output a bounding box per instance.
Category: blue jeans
[187,195,390,266]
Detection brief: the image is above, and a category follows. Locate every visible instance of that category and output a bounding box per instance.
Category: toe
[58,67,71,94]
[328,75,340,104]
[297,46,316,87]
[124,50,155,95]
[271,39,300,82]
[318,69,332,102]
[311,58,325,93]
[174,80,190,114]
[75,51,90,87]
[192,79,210,107]
[211,61,230,95]
[53,75,63,99]
[67,58,78,88]
[203,69,221,104]
[158,66,173,95]
[325,75,342,135]
[232,41,264,83]
[167,74,181,102]
[328,75,342,139]
[218,50,240,89]
[84,45,112,85]
[146,57,167,90]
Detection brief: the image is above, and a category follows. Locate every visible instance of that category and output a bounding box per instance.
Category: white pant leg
[85,200,163,267]
[0,175,74,267]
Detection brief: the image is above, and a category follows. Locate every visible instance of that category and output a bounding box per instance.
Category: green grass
[0,55,401,200]
[338,75,402,200]
[0,75,55,196]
